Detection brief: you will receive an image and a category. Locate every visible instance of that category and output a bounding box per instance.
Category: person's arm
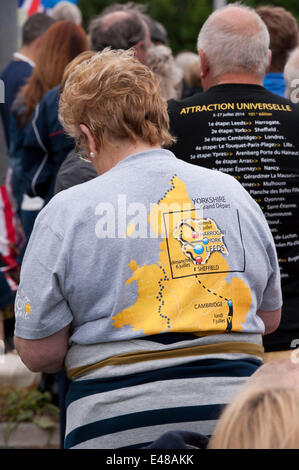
[257,308,281,335]
[14,205,73,366]
[14,323,70,374]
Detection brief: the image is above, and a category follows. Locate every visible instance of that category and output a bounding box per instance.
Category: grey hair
[89,10,147,52]
[51,1,82,25]
[284,47,299,101]
[197,2,270,78]
[148,45,183,100]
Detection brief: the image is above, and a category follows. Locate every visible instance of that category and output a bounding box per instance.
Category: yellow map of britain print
[112,176,251,335]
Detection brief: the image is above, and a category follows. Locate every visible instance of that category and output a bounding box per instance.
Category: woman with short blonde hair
[59,48,174,155]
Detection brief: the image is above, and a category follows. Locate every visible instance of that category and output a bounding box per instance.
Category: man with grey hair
[54,4,152,195]
[89,6,151,65]
[168,3,299,358]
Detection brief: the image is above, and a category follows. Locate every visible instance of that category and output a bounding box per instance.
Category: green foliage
[0,387,59,446]
[237,0,299,21]
[78,0,213,54]
[78,0,299,55]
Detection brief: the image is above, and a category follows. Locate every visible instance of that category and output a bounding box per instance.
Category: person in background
[144,15,168,46]
[54,4,151,195]
[9,21,88,448]
[14,48,282,449]
[0,13,55,353]
[9,20,88,242]
[0,13,55,148]
[256,5,299,98]
[284,47,299,102]
[167,3,299,359]
[147,44,183,101]
[175,51,199,76]
[175,51,202,98]
[88,5,151,65]
[98,2,168,48]
[51,1,82,25]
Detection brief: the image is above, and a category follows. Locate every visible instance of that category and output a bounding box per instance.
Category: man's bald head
[89,9,150,64]
[101,10,131,30]
[197,2,270,80]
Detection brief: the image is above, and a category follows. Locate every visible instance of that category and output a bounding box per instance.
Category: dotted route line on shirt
[157,174,177,205]
[157,265,171,329]
[195,275,233,331]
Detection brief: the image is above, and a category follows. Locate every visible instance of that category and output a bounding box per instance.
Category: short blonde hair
[60,50,97,94]
[59,48,175,151]
[209,386,299,449]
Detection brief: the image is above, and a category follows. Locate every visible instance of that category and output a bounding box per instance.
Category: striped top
[64,334,263,449]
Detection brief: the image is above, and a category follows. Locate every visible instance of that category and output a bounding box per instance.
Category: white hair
[197,2,270,79]
[284,47,299,101]
[51,1,82,25]
[148,45,183,100]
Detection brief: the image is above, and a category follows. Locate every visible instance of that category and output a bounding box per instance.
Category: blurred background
[79,0,299,54]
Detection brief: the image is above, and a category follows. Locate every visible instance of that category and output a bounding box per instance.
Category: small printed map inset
[173,217,228,265]
[167,211,231,279]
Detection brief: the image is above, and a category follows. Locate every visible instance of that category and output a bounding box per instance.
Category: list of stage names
[186,105,299,280]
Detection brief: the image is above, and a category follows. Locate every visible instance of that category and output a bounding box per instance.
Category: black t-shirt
[54,149,97,195]
[168,83,299,352]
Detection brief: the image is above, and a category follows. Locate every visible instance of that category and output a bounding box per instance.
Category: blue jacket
[0,60,33,147]
[22,85,75,204]
[9,94,32,214]
[263,73,286,98]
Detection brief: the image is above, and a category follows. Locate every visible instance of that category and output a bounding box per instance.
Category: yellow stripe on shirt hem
[66,341,264,380]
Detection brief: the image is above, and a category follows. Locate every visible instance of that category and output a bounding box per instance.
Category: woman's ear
[80,124,98,156]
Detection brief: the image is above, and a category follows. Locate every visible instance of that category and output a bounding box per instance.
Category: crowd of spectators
[0,0,299,450]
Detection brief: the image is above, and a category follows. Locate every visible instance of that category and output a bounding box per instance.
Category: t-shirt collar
[13,52,35,67]
[207,83,265,93]
[113,148,176,170]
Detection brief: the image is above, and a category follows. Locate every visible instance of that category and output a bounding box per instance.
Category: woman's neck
[93,140,161,175]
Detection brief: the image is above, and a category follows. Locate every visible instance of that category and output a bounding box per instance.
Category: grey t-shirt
[14,149,282,343]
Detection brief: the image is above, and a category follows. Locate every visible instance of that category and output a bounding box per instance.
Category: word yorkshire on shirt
[168,83,299,352]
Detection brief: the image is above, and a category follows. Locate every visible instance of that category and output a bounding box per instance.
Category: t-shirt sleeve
[14,220,73,340]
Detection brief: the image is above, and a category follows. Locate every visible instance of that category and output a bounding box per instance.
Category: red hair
[18,21,88,127]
